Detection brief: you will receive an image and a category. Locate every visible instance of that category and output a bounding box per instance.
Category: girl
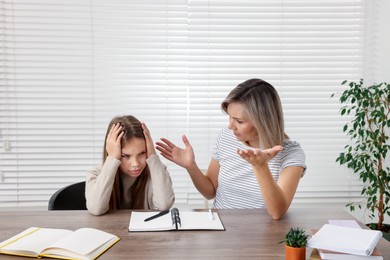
[86,115,175,215]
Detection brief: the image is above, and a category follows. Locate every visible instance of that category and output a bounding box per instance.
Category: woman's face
[227,102,259,147]
[119,137,147,178]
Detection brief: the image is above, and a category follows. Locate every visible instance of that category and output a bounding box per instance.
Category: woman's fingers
[160,138,176,148]
[237,145,283,166]
[260,145,283,157]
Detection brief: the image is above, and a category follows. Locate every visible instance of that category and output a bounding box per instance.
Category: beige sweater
[86,154,175,215]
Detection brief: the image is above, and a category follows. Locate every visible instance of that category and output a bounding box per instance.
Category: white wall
[376,0,390,82]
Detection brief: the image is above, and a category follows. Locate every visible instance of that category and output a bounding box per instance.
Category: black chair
[48,181,87,210]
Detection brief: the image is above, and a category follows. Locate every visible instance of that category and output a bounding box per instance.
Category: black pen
[144,210,170,222]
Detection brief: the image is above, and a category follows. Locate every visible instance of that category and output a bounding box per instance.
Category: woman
[86,115,175,215]
[156,79,306,219]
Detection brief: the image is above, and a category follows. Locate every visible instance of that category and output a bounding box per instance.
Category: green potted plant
[280,227,309,260]
[332,79,390,240]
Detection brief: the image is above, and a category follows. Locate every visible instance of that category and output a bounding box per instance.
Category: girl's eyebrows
[121,150,147,156]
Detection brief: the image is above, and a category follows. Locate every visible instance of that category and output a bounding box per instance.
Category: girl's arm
[86,123,123,215]
[86,157,120,215]
[147,154,175,210]
[142,122,175,209]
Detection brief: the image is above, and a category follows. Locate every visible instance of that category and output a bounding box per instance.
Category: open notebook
[129,209,225,232]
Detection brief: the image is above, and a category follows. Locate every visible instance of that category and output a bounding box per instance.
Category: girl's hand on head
[237,145,283,167]
[155,135,196,170]
[142,122,156,157]
[106,123,124,160]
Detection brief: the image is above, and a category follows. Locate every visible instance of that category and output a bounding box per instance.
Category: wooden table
[0,208,389,259]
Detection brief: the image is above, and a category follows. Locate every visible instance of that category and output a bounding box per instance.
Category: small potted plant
[280,227,309,260]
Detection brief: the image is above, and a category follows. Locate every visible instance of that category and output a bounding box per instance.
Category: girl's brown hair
[221,78,288,148]
[102,115,150,210]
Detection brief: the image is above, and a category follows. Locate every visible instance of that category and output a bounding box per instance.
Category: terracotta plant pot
[285,245,306,260]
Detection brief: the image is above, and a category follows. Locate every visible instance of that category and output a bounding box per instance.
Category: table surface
[0,208,389,259]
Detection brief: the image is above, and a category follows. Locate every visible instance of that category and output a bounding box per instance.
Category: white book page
[43,228,117,256]
[179,212,224,230]
[129,212,174,231]
[0,227,71,255]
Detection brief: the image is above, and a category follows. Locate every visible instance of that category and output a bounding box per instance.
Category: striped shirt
[211,128,306,209]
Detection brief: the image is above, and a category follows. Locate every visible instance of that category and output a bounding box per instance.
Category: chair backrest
[48,181,87,210]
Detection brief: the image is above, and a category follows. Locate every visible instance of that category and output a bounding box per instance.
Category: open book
[0,227,120,260]
[129,209,225,232]
[307,224,382,256]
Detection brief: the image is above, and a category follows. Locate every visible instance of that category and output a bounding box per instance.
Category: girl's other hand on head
[142,122,156,157]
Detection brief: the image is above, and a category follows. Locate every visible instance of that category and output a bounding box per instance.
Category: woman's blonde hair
[102,115,150,210]
[221,78,288,148]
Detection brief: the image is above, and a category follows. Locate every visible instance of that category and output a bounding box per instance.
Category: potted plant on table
[332,79,390,240]
[280,227,309,260]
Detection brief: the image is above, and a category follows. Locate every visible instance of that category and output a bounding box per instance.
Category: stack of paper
[316,247,383,260]
[307,222,383,260]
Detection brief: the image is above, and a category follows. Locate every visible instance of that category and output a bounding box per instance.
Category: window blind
[0,0,375,208]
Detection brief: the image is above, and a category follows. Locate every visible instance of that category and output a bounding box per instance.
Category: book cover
[318,247,383,260]
[129,209,225,232]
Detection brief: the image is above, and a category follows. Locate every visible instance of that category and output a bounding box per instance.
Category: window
[0,0,376,207]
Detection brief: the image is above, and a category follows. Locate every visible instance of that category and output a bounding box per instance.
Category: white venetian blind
[0,0,374,208]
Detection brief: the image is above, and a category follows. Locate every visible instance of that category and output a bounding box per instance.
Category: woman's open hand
[156,135,196,170]
[237,145,283,167]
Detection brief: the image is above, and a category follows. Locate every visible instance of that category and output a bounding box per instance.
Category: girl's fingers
[141,122,149,132]
[117,129,124,140]
[107,123,124,148]
[109,123,121,136]
[142,123,150,137]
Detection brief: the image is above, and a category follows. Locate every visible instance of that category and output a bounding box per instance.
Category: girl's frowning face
[120,137,147,177]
